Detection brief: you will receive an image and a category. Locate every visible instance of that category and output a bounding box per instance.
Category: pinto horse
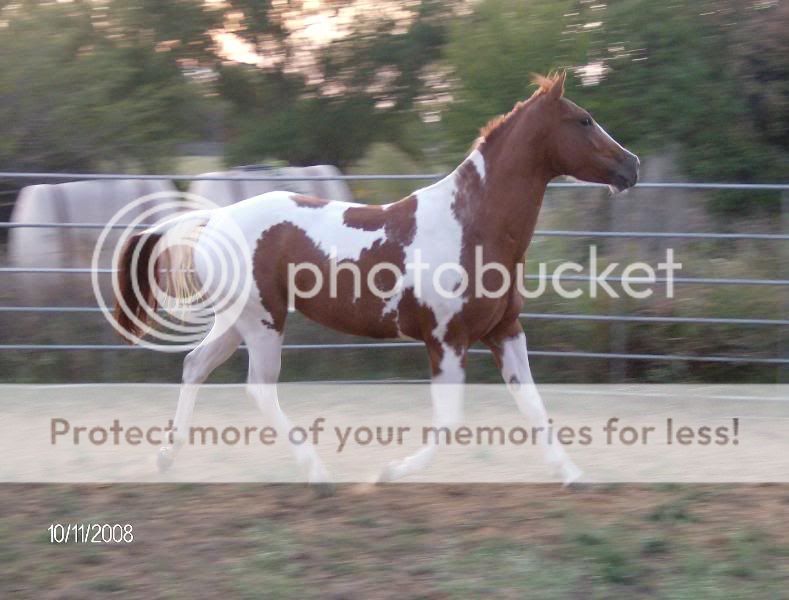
[114,72,639,486]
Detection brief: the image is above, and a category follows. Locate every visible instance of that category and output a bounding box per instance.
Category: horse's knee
[182,349,206,384]
[247,356,281,385]
[245,383,278,412]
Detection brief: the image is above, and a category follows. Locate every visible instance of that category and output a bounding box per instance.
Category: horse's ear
[547,71,566,101]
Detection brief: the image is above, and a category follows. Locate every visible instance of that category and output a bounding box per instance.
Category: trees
[1,0,785,177]
[441,0,788,183]
[220,63,385,168]
[0,1,211,172]
[0,0,459,171]
[220,0,457,168]
[442,0,584,153]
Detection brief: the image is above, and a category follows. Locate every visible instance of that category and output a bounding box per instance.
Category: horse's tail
[113,213,208,343]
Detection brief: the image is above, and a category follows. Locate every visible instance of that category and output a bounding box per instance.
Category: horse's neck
[431,144,549,269]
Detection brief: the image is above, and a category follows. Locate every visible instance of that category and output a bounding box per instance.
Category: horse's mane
[475,72,565,147]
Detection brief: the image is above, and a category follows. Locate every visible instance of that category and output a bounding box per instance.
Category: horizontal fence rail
[0,342,785,365]
[2,266,786,287]
[0,173,786,369]
[1,305,786,326]
[0,305,786,327]
[1,221,787,241]
[2,171,789,190]
[518,312,789,326]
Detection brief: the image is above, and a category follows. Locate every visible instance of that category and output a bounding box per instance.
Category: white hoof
[157,447,175,472]
[376,460,403,483]
[307,463,333,492]
[560,461,584,488]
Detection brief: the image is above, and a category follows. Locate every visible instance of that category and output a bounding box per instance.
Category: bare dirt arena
[1,484,787,598]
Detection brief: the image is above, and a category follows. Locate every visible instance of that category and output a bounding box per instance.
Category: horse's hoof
[564,480,592,493]
[311,481,336,498]
[561,465,587,491]
[375,463,396,484]
[157,447,175,472]
[350,482,377,496]
[377,458,410,483]
[559,461,583,488]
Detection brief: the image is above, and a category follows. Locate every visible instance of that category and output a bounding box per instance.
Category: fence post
[607,188,628,382]
[781,192,788,384]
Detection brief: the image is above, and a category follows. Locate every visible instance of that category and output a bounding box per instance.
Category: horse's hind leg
[241,320,331,489]
[158,323,242,471]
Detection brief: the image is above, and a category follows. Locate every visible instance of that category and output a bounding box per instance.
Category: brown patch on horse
[451,162,482,228]
[394,287,444,372]
[292,194,329,209]
[343,196,418,243]
[384,196,418,245]
[252,196,420,339]
[251,223,296,332]
[343,205,387,231]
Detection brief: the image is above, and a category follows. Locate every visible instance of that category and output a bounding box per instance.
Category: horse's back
[217,191,388,252]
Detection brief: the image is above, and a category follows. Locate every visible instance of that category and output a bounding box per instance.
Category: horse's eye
[580,117,593,127]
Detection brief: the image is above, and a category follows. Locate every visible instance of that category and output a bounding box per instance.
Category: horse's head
[531,71,639,192]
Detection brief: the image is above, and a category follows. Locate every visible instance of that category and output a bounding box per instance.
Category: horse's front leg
[378,342,467,482]
[484,321,582,486]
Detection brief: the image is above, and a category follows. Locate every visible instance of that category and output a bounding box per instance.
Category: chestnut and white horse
[114,72,639,486]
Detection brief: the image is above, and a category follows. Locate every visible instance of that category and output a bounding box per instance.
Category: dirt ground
[1,484,788,598]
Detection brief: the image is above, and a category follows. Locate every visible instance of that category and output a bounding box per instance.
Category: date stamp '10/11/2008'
[48,523,134,544]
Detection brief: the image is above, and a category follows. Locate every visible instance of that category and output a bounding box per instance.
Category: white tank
[189,165,354,207]
[8,179,181,303]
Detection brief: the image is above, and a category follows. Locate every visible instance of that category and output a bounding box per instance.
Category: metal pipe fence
[2,171,789,190]
[0,172,786,367]
[2,266,786,288]
[1,306,786,326]
[0,343,786,365]
[1,221,788,241]
[0,306,789,327]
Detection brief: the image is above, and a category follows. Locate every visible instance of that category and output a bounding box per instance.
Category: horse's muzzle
[610,153,640,192]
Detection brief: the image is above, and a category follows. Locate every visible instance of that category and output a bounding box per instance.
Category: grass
[231,522,309,599]
[429,539,584,598]
[0,485,787,598]
[647,499,698,523]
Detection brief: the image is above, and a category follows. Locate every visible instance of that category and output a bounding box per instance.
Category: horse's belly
[295,296,402,339]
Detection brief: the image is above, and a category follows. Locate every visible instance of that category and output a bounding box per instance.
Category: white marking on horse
[381,150,487,344]
[284,199,385,262]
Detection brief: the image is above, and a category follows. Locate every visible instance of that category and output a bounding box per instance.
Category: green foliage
[348,142,431,203]
[443,0,584,154]
[584,0,786,184]
[442,0,788,186]
[221,1,458,168]
[220,64,390,168]
[0,1,211,172]
[4,0,784,180]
